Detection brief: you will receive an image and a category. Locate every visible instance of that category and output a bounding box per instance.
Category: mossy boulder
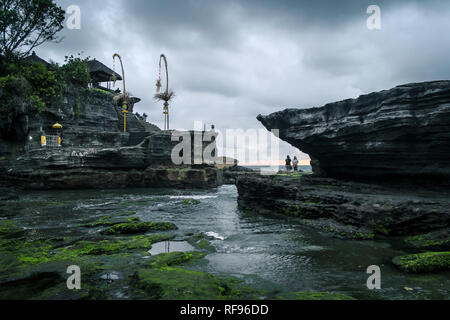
[186,233,216,252]
[392,252,450,273]
[132,266,259,300]
[0,233,176,273]
[81,216,140,228]
[403,230,450,251]
[147,252,206,268]
[102,221,178,235]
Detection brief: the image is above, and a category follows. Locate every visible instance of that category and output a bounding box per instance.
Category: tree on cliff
[0,0,65,58]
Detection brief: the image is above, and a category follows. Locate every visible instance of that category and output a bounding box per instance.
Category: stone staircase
[115,107,146,133]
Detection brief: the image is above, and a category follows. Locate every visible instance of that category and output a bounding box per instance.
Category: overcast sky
[37,0,450,164]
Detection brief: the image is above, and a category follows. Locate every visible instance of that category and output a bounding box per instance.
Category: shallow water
[1,185,449,300]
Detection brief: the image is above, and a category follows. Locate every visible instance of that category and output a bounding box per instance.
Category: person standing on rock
[293,156,299,172]
[285,156,292,174]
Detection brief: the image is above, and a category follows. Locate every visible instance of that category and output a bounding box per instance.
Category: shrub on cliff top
[59,54,91,88]
[0,61,62,119]
[0,52,92,125]
[0,74,30,121]
[20,61,62,109]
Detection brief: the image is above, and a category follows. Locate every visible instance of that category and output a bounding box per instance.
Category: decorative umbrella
[52,123,63,147]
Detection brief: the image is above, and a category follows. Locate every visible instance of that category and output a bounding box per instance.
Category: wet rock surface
[1,131,221,190]
[257,81,450,181]
[2,166,220,190]
[236,174,450,238]
[0,187,18,200]
[218,165,257,185]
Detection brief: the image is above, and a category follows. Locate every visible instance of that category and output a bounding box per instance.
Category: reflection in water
[149,241,195,255]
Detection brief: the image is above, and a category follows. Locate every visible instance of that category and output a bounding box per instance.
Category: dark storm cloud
[234,0,448,24]
[121,0,237,49]
[37,0,450,162]
[121,0,449,37]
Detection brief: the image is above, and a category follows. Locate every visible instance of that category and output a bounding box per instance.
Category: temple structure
[87,59,122,90]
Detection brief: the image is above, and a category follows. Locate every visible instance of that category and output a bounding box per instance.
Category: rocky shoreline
[236,81,450,274]
[235,171,450,275]
[236,174,449,242]
[0,201,355,300]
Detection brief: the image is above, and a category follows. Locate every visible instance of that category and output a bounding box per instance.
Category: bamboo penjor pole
[113,53,128,132]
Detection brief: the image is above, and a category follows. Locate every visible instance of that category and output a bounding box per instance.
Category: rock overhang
[257,80,450,181]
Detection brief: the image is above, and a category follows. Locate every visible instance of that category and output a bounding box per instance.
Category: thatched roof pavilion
[87,59,123,83]
[24,52,50,67]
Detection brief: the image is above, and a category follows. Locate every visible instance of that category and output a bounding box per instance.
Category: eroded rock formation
[258,81,450,181]
[0,85,222,190]
[236,174,450,239]
[234,81,450,239]
[3,132,221,190]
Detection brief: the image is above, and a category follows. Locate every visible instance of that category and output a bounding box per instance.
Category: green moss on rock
[0,234,176,271]
[81,216,140,228]
[102,221,178,235]
[132,266,258,300]
[196,239,216,252]
[186,233,216,252]
[403,232,450,250]
[183,198,201,205]
[392,252,450,273]
[148,252,206,268]
[0,221,21,236]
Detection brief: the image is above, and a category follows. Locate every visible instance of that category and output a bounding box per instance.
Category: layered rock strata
[257,81,450,181]
[236,174,450,238]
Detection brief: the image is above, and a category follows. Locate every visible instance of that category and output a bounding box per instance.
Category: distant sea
[244,165,312,173]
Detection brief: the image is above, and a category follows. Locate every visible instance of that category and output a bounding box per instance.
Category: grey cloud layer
[38,0,450,161]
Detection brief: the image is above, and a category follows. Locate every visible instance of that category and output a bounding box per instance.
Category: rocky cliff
[2,130,221,190]
[0,84,223,190]
[257,81,450,181]
[0,87,162,165]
